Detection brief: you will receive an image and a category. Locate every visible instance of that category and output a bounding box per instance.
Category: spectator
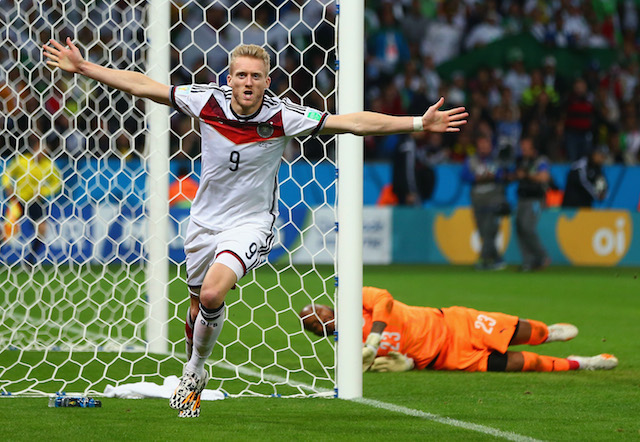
[445,71,467,107]
[514,138,550,272]
[367,83,406,159]
[528,5,552,45]
[392,132,445,206]
[420,3,464,65]
[172,5,228,78]
[461,134,508,271]
[585,19,611,48]
[563,77,595,161]
[562,1,591,47]
[545,11,571,47]
[169,165,199,209]
[394,59,423,110]
[420,54,442,103]
[400,0,430,50]
[618,60,639,104]
[620,113,640,165]
[521,69,559,108]
[502,49,531,104]
[562,147,608,208]
[367,2,410,85]
[502,1,525,35]
[471,66,502,110]
[541,55,567,96]
[593,82,621,139]
[522,103,562,161]
[1,136,62,264]
[493,89,522,158]
[464,11,505,50]
[450,130,476,163]
[521,72,562,160]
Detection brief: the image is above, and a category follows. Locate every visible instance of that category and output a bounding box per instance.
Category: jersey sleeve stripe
[170,86,187,115]
[310,113,328,137]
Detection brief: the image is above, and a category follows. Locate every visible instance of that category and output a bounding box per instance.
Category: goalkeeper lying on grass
[300,287,618,373]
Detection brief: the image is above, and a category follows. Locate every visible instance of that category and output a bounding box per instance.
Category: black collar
[231,100,263,121]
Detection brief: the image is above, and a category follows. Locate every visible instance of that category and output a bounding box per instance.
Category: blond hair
[229,44,270,75]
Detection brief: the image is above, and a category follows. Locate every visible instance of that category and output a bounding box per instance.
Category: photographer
[461,134,509,270]
[562,146,608,208]
[514,138,550,271]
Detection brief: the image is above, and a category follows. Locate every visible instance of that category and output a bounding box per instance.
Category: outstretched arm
[43,38,171,106]
[319,97,467,136]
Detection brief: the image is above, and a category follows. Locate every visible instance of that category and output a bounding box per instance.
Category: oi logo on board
[556,210,632,265]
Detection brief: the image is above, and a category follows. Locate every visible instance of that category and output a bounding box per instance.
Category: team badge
[257,123,275,138]
[306,110,322,121]
[174,85,191,95]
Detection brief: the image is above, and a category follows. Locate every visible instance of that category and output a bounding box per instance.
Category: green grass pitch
[1,264,639,441]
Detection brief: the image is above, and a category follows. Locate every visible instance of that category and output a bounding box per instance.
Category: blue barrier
[3,158,636,210]
[1,158,638,266]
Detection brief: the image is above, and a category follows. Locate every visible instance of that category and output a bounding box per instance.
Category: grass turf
[1,264,639,440]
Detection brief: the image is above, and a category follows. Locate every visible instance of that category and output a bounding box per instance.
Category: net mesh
[0,0,338,398]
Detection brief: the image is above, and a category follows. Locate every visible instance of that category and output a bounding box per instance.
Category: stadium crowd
[362,0,640,166]
[1,0,639,167]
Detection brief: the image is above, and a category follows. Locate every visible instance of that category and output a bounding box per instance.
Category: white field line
[351,397,544,442]
[189,361,544,441]
[217,362,542,441]
[5,315,542,441]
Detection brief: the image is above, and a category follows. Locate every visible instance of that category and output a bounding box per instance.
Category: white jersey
[170,83,327,231]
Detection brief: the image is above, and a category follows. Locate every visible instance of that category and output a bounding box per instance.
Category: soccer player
[300,287,618,373]
[43,39,468,417]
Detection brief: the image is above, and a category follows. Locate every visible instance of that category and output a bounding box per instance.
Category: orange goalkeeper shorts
[431,306,519,372]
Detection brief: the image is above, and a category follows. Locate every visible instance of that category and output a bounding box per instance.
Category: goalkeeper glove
[362,333,382,372]
[370,351,415,372]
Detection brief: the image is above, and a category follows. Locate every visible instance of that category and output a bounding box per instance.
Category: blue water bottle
[48,393,101,407]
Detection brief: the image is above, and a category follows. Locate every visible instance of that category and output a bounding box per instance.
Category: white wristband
[413,116,424,132]
[365,332,382,349]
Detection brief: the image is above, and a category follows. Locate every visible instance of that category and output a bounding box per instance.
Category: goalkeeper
[300,287,618,373]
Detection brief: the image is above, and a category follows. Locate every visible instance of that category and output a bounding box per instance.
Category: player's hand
[43,37,85,74]
[420,97,468,133]
[362,332,382,372]
[370,351,415,372]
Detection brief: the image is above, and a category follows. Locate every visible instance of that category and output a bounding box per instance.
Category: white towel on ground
[103,375,225,401]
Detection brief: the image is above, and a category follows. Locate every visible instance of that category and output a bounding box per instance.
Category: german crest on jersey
[257,123,275,138]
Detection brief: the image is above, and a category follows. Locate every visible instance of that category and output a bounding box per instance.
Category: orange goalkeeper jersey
[362,287,446,370]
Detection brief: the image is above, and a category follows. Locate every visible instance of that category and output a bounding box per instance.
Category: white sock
[185,302,226,375]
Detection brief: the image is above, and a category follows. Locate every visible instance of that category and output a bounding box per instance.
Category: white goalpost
[145,0,171,355]
[335,0,364,400]
[0,0,363,399]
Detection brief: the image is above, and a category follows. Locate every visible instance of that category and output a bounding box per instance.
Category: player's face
[227,56,271,116]
[300,305,335,337]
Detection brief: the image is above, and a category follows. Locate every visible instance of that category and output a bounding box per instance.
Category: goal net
[0,0,342,398]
